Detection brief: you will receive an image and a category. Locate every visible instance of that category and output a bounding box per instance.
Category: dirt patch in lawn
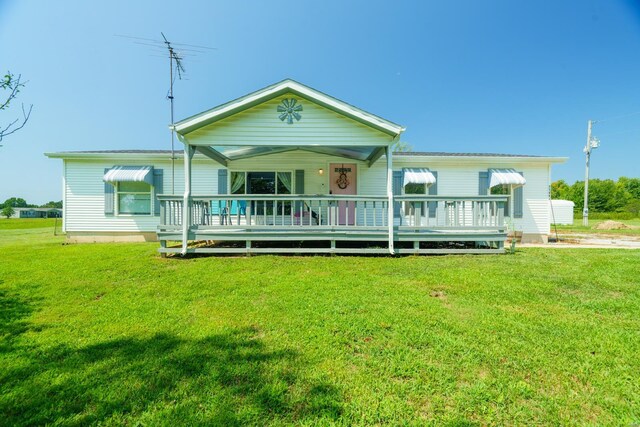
[429,290,447,299]
[593,220,635,230]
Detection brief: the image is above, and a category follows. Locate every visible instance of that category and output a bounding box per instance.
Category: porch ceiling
[198,145,386,165]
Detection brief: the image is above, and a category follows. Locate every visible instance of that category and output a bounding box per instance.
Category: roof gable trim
[172,79,405,137]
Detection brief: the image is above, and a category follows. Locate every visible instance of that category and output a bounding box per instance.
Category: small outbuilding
[550,200,574,225]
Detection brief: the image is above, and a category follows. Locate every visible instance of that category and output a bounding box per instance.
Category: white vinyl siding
[394,159,551,235]
[63,155,552,236]
[227,151,388,226]
[63,159,218,232]
[186,94,394,147]
[228,151,388,196]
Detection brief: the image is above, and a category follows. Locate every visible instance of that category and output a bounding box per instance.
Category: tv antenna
[162,32,185,194]
[115,33,216,193]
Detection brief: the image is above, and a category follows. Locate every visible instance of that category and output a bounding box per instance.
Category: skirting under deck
[157,226,506,255]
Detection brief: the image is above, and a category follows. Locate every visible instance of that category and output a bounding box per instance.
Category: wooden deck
[157,194,508,255]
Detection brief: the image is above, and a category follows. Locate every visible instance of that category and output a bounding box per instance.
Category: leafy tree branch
[0,72,33,143]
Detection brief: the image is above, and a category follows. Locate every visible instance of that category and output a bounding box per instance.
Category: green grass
[0,224,639,425]
[554,218,640,235]
[0,218,59,230]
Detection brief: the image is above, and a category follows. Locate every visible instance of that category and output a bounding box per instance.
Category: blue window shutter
[478,171,489,195]
[295,170,304,194]
[514,172,524,218]
[392,170,403,218]
[294,170,304,211]
[218,169,228,194]
[153,168,163,216]
[104,168,114,215]
[428,171,438,218]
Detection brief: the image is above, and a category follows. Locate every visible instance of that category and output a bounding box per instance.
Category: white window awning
[103,166,154,185]
[489,168,526,188]
[403,168,437,187]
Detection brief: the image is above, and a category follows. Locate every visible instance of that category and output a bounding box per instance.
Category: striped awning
[403,168,437,187]
[489,168,526,188]
[103,166,154,185]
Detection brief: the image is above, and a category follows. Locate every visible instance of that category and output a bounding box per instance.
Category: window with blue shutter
[104,168,114,215]
[153,169,163,216]
[428,171,438,218]
[392,170,403,219]
[513,172,524,218]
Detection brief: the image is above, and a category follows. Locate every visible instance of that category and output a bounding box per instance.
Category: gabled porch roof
[171,79,405,166]
[172,79,405,137]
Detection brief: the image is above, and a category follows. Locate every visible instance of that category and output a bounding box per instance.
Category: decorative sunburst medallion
[277,98,303,124]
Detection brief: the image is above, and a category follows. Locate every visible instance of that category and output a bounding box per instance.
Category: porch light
[318,168,324,175]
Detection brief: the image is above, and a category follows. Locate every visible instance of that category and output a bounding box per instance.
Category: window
[117,182,152,215]
[490,184,510,217]
[404,183,426,217]
[229,171,293,215]
[490,184,509,196]
[405,183,426,195]
[230,171,292,195]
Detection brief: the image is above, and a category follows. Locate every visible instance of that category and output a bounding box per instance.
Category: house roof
[394,151,545,158]
[394,151,567,163]
[172,78,405,137]
[45,149,567,163]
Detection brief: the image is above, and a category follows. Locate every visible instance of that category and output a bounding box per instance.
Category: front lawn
[0,226,638,425]
[0,217,59,230]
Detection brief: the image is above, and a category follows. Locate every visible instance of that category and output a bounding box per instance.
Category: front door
[329,163,357,225]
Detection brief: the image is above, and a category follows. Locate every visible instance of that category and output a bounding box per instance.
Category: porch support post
[181,141,196,255]
[386,144,395,255]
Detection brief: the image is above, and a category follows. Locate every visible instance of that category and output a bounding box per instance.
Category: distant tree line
[0,197,62,209]
[551,177,640,217]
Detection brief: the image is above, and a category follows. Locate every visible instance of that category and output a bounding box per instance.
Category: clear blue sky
[1,0,639,204]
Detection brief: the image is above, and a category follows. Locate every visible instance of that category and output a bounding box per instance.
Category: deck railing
[158,194,508,230]
[395,195,508,229]
[158,194,390,228]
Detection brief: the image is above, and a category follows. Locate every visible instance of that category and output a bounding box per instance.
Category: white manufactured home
[46,79,566,255]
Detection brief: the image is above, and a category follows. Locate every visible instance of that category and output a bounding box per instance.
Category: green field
[554,218,640,236]
[1,220,638,425]
[0,217,59,230]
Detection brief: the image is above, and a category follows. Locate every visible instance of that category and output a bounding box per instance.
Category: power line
[593,128,640,138]
[596,110,640,123]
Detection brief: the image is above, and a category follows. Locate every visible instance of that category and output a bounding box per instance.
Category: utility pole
[583,119,600,226]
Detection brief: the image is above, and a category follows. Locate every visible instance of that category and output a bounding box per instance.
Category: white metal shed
[550,200,575,225]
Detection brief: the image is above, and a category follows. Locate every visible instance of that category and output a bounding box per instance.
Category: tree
[2,206,15,219]
[1,197,28,209]
[1,72,33,144]
[392,140,413,153]
[550,179,571,200]
[624,200,640,216]
[568,180,585,212]
[618,177,640,200]
[554,177,640,216]
[40,200,63,208]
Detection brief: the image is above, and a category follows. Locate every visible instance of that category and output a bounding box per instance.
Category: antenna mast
[162,32,185,194]
[114,33,216,194]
